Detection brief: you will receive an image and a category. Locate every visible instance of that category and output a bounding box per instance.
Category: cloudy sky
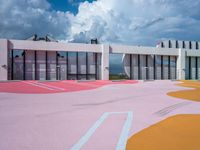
[1,0,200,46]
[1,0,200,74]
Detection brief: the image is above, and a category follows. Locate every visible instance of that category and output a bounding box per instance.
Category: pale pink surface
[0,80,200,150]
[82,114,126,150]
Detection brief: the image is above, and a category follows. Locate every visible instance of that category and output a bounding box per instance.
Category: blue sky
[48,0,96,14]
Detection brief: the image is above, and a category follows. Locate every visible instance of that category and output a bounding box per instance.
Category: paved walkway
[0,80,200,150]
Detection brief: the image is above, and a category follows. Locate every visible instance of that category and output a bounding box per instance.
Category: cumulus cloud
[70,0,200,45]
[0,0,73,40]
[0,0,200,46]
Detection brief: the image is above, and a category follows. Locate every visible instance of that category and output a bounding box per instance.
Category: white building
[0,38,200,81]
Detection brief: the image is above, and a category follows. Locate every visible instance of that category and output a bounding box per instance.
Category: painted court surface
[0,80,200,150]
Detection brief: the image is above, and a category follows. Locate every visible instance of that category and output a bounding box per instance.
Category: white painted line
[22,81,56,91]
[70,111,133,150]
[35,82,66,91]
[70,112,109,150]
[116,112,133,150]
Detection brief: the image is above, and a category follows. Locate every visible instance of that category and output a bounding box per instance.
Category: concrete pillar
[177,48,186,80]
[101,44,109,80]
[0,39,8,81]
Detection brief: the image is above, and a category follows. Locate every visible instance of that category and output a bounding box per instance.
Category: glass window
[78,52,86,74]
[57,51,67,80]
[68,52,77,74]
[13,50,24,80]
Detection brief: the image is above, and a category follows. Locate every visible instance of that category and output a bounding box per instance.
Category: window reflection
[13,50,24,80]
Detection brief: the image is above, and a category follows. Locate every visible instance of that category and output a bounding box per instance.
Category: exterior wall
[101,45,109,80]
[0,39,8,81]
[1,39,200,81]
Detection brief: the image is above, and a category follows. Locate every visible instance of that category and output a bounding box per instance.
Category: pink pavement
[0,80,200,150]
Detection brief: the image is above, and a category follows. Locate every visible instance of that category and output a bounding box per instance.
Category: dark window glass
[13,50,24,80]
[189,41,192,49]
[183,41,185,48]
[196,42,199,50]
[169,40,172,48]
[176,41,179,48]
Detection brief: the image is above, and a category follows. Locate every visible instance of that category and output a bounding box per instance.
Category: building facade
[0,39,200,81]
[123,40,200,80]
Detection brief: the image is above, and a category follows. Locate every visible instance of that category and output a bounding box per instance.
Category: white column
[177,48,186,80]
[0,39,8,81]
[101,44,109,80]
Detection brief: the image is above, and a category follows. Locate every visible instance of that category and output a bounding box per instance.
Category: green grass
[109,74,129,80]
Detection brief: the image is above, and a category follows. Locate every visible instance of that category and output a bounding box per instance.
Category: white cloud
[0,0,200,46]
[0,0,73,40]
[69,0,200,45]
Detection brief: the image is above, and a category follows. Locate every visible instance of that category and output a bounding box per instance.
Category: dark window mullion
[35,51,37,80]
[23,50,26,80]
[138,55,140,80]
[189,57,191,80]
[86,53,88,80]
[168,56,171,79]
[175,56,177,80]
[154,55,156,80]
[146,55,149,80]
[76,52,78,80]
[56,51,58,80]
[46,51,48,80]
[196,57,198,80]
[66,52,68,80]
[161,56,163,80]
[95,53,98,80]
[130,54,132,80]
[11,50,14,80]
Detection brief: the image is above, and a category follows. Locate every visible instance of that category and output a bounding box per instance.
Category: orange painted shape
[167,81,200,102]
[126,114,200,150]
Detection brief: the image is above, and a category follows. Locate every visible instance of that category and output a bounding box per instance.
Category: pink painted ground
[0,80,137,94]
[0,80,200,150]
